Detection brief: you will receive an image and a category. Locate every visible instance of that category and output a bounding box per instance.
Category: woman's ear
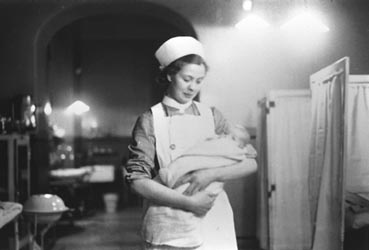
[166,74,172,83]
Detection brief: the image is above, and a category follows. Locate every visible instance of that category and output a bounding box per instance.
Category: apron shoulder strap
[194,101,215,132]
[151,103,171,168]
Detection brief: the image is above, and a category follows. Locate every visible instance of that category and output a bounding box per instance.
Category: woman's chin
[183,95,195,102]
[178,98,192,104]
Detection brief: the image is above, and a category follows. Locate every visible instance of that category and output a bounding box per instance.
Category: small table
[0,202,25,250]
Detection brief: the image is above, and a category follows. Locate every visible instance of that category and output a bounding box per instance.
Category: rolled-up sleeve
[125,111,157,183]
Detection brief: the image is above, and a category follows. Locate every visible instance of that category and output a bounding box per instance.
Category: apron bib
[143,102,237,250]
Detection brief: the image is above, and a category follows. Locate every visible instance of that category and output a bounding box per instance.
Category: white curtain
[345,81,369,193]
[309,72,345,250]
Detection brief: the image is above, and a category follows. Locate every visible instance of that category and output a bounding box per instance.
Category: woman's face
[167,63,207,104]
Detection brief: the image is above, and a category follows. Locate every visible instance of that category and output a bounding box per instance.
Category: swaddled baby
[142,125,257,248]
[160,125,256,193]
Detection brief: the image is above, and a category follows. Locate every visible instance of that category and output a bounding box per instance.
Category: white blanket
[142,137,256,247]
[0,202,23,229]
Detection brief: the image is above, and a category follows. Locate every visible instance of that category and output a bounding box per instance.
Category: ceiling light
[280,10,329,33]
[243,0,253,11]
[65,100,90,115]
[235,13,270,32]
[44,101,52,116]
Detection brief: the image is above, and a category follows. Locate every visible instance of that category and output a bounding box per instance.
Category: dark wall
[78,39,158,136]
[317,3,369,74]
[0,3,58,115]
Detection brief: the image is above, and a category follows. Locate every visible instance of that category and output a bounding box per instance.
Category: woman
[125,36,257,250]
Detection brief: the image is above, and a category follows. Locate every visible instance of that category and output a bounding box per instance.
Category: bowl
[23,194,68,224]
[24,194,68,213]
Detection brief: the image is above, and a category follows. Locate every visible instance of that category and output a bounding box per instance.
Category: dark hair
[156,54,209,86]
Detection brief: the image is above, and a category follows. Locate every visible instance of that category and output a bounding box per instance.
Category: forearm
[209,158,257,182]
[130,178,192,211]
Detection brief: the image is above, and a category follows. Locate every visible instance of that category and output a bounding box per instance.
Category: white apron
[143,101,237,250]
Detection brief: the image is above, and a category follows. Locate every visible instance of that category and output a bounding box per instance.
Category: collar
[162,95,193,114]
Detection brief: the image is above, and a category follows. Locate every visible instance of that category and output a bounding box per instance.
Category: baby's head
[229,124,250,148]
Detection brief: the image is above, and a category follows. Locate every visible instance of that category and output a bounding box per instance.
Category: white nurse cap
[155,36,205,68]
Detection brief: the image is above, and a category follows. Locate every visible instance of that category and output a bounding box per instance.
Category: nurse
[125,36,257,250]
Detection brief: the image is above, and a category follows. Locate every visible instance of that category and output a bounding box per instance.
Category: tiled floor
[49,206,142,250]
[47,206,259,250]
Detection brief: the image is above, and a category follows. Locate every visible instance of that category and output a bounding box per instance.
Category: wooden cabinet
[0,134,31,250]
[0,134,31,203]
[258,90,312,250]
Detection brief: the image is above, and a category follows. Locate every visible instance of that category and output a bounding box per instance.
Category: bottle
[11,95,37,133]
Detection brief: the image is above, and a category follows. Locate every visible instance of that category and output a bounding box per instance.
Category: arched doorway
[33,2,197,208]
[34,2,197,95]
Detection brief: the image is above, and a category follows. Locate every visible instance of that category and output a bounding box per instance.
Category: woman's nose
[188,81,197,90]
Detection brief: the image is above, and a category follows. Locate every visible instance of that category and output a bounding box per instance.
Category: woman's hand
[185,191,217,217]
[174,169,217,196]
[131,178,216,215]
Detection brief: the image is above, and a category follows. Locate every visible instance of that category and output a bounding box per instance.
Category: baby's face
[230,127,250,148]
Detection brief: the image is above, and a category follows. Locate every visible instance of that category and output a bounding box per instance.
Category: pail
[103,193,118,213]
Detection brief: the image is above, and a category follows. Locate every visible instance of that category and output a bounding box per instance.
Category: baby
[160,124,256,191]
[142,125,257,248]
[228,124,257,155]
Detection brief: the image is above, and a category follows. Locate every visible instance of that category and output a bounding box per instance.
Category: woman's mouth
[183,93,193,98]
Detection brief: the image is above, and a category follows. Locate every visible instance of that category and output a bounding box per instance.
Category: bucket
[103,193,118,213]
